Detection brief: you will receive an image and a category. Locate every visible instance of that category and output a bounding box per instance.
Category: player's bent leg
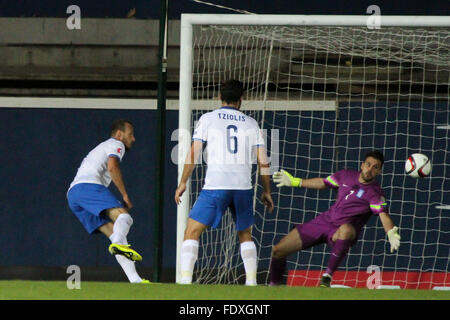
[105,208,132,245]
[238,227,257,286]
[321,224,356,287]
[331,223,357,242]
[103,208,142,262]
[272,227,303,259]
[98,222,114,238]
[269,227,303,286]
[98,221,144,283]
[104,207,129,222]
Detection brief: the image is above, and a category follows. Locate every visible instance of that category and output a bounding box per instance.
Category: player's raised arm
[256,146,274,212]
[272,169,327,190]
[175,140,203,205]
[379,212,401,253]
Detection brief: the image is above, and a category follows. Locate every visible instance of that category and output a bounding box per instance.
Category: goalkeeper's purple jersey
[321,169,388,227]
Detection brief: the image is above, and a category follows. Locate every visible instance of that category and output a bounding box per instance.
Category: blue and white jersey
[69,138,126,191]
[192,106,265,190]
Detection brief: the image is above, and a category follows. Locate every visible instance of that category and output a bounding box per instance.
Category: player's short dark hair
[111,119,133,135]
[220,80,244,104]
[364,150,384,167]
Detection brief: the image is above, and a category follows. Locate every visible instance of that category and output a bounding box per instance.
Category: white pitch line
[437,125,450,129]
[435,205,450,210]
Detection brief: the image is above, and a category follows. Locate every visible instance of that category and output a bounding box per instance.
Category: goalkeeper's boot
[319,274,332,288]
[109,244,142,261]
[268,281,280,286]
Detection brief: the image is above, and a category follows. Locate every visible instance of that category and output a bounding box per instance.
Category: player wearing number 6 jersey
[269,151,400,287]
[175,80,274,285]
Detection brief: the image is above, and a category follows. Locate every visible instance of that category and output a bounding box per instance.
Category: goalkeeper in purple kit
[269,151,401,287]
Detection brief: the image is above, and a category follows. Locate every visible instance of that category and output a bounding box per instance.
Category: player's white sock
[110,213,133,245]
[115,255,142,283]
[240,241,257,286]
[180,239,199,284]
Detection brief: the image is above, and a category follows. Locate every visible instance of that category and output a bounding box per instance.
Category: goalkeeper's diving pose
[269,151,400,287]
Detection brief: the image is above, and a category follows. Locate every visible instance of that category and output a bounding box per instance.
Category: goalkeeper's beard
[360,171,374,183]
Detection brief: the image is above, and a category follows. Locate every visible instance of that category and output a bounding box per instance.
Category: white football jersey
[69,138,126,190]
[192,106,265,190]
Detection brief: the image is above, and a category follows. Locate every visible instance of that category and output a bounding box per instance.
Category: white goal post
[177,14,450,287]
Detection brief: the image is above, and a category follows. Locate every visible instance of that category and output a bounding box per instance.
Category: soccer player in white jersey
[67,120,150,284]
[175,80,275,286]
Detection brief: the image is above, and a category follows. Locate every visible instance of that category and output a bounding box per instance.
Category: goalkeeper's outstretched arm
[272,169,327,190]
[379,212,401,253]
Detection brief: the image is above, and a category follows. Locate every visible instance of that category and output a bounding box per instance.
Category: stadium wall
[0,105,179,281]
[0,0,448,18]
[0,99,448,283]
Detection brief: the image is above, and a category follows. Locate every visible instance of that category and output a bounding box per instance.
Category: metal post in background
[153,0,168,283]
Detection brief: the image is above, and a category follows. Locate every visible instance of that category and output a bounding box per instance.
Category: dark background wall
[0,0,449,18]
[0,101,448,280]
[0,0,448,282]
[0,108,179,271]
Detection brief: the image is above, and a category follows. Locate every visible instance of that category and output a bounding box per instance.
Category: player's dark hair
[364,150,384,167]
[220,80,244,104]
[111,119,133,135]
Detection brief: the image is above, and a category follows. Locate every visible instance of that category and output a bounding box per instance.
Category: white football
[405,153,431,178]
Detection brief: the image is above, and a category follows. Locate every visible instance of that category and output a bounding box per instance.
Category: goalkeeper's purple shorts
[295,213,362,249]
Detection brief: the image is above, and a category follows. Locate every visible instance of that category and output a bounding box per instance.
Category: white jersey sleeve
[108,139,126,162]
[192,114,208,142]
[253,119,265,147]
[68,138,126,190]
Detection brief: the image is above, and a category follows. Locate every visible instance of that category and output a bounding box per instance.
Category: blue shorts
[67,183,123,234]
[189,189,254,231]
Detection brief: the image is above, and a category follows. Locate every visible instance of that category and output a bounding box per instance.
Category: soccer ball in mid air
[405,153,431,178]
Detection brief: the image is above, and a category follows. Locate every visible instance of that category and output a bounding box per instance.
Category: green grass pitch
[0,280,448,300]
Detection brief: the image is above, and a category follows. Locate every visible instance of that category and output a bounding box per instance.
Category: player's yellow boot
[140,279,152,284]
[108,244,142,261]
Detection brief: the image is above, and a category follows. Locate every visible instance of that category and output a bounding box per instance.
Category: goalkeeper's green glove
[387,226,401,253]
[272,169,302,188]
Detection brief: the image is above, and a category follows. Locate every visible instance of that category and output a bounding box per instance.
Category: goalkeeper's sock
[110,213,133,245]
[325,239,352,275]
[240,241,257,286]
[114,254,142,283]
[269,256,286,285]
[180,239,199,284]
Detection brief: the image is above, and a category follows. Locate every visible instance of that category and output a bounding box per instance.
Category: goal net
[177,15,450,289]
